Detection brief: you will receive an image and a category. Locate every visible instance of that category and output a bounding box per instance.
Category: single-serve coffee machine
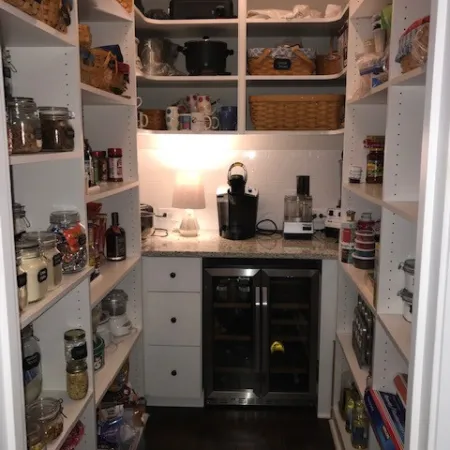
[283,175,314,240]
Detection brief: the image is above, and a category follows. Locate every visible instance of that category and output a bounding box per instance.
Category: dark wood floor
[138,407,335,450]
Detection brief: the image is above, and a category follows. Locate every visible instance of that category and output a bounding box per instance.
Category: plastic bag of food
[140,38,185,76]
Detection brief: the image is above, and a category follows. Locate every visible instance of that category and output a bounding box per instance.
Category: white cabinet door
[144,257,202,292]
[145,346,202,399]
[145,292,201,346]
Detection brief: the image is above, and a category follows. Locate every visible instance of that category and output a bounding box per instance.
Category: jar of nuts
[26,421,47,450]
[26,398,64,444]
[38,107,75,152]
[66,359,89,400]
[8,97,42,154]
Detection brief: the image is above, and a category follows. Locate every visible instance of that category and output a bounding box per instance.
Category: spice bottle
[366,148,384,184]
[92,150,108,184]
[66,359,89,400]
[108,148,123,182]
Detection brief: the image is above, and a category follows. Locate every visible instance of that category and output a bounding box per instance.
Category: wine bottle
[105,212,126,261]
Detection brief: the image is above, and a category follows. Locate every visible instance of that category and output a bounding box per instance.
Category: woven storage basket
[248,47,315,76]
[80,49,114,91]
[116,0,132,12]
[140,109,166,130]
[249,94,345,130]
[316,52,342,75]
[78,25,92,49]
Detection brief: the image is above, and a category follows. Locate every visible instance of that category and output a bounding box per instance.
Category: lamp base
[179,209,200,237]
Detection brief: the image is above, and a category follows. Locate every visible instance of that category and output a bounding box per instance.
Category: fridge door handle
[261,286,269,395]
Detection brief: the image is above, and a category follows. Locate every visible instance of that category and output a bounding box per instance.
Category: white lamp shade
[172,183,206,210]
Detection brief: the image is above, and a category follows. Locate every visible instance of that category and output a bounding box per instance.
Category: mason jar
[16,250,28,312]
[48,211,87,274]
[64,328,87,362]
[26,398,64,444]
[66,359,89,400]
[13,202,30,239]
[39,107,75,152]
[21,325,42,404]
[8,97,42,154]
[26,421,47,450]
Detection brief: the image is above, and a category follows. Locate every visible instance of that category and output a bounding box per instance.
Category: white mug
[137,96,143,108]
[138,111,148,129]
[191,112,219,132]
[166,106,179,131]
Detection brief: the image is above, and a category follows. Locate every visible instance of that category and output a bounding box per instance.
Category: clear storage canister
[48,211,87,274]
[13,202,30,239]
[16,240,48,303]
[21,325,42,405]
[26,232,62,291]
[8,97,42,154]
[64,328,87,362]
[16,250,28,312]
[26,398,64,444]
[27,421,47,450]
[66,359,88,400]
[39,107,75,152]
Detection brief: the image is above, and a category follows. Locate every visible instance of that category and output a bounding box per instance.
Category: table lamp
[172,178,206,237]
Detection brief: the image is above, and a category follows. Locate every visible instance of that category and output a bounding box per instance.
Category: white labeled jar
[21,325,42,404]
[25,232,62,291]
[16,240,48,303]
[16,251,28,312]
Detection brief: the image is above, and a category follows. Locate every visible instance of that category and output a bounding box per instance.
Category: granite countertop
[141,230,338,260]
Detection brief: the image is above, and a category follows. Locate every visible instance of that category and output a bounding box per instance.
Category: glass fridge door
[261,269,320,404]
[204,268,262,405]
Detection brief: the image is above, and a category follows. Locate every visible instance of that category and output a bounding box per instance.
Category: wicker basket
[316,52,342,75]
[140,109,166,130]
[4,0,68,33]
[116,0,132,13]
[78,25,92,49]
[249,94,345,130]
[248,47,315,76]
[80,49,115,91]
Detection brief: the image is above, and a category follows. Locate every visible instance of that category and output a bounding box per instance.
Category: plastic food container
[26,398,64,444]
[93,335,105,372]
[353,254,375,270]
[109,313,132,337]
[92,304,102,334]
[354,249,375,258]
[355,230,375,241]
[354,239,376,250]
[102,289,128,316]
[398,288,413,323]
[399,258,415,293]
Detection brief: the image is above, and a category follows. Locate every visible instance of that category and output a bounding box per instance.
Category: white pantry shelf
[348,82,388,104]
[137,74,238,87]
[390,67,426,87]
[245,129,345,135]
[20,267,93,329]
[86,180,139,202]
[90,256,141,307]
[0,2,76,47]
[46,390,93,450]
[340,262,375,314]
[138,129,238,135]
[95,328,142,405]
[9,151,82,166]
[378,313,411,364]
[337,333,368,398]
[78,0,133,22]
[81,83,134,106]
[246,69,347,83]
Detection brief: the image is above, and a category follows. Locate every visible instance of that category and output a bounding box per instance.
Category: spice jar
[25,232,62,291]
[92,150,108,184]
[26,398,64,444]
[13,202,30,239]
[357,212,375,231]
[366,148,384,184]
[8,97,42,154]
[27,421,47,450]
[66,359,89,400]
[16,240,48,303]
[22,325,42,404]
[108,148,123,182]
[64,328,87,362]
[16,251,28,312]
[48,210,87,274]
[39,107,75,152]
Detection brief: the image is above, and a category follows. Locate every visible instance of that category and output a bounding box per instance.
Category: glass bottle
[351,400,369,449]
[84,139,94,187]
[88,223,100,279]
[105,212,126,261]
[22,325,43,404]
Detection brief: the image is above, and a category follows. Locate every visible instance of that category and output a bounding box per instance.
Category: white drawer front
[145,292,201,346]
[144,257,202,292]
[145,346,202,399]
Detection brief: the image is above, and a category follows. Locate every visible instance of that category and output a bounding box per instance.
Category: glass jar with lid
[21,325,42,404]
[38,107,75,152]
[8,97,42,154]
[16,240,48,303]
[13,202,30,239]
[64,328,87,362]
[16,250,28,312]
[48,210,87,274]
[26,398,64,444]
[25,232,62,291]
[66,359,89,400]
[26,421,47,450]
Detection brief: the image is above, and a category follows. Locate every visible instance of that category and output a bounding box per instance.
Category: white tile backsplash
[138,148,342,230]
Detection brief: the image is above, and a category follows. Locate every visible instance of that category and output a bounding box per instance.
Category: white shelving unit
[0,2,143,449]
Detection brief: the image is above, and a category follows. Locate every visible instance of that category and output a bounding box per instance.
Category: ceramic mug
[197,95,214,115]
[137,111,149,129]
[137,96,143,108]
[191,112,219,132]
[166,106,179,131]
[178,113,192,130]
[218,106,237,131]
[186,94,199,113]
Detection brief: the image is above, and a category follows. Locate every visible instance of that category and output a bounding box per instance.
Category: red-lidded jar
[108,148,123,182]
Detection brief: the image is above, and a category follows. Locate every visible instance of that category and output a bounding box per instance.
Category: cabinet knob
[171,370,177,376]
[170,272,176,278]
[171,317,177,323]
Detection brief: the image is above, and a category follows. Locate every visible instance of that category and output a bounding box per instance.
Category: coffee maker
[217,162,259,240]
[283,175,314,240]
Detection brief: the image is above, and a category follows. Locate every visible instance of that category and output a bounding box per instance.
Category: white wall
[138,146,342,231]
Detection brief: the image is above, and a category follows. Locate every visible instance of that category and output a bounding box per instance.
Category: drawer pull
[171,317,177,323]
[170,272,176,278]
[171,370,177,376]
